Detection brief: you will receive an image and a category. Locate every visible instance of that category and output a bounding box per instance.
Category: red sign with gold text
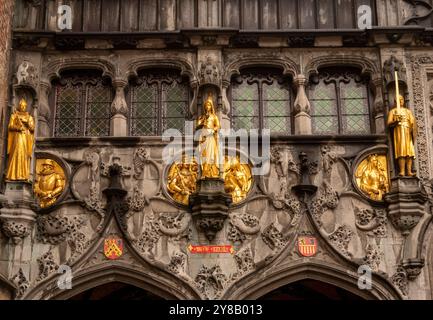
[188,245,234,254]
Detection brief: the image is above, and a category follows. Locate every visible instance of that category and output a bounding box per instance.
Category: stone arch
[126,57,197,85]
[422,219,433,300]
[223,56,299,84]
[304,55,380,79]
[42,57,116,83]
[223,260,402,300]
[23,261,201,300]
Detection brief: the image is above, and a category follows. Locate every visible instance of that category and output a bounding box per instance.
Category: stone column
[110,79,128,137]
[37,80,52,137]
[371,75,385,134]
[219,80,231,130]
[293,74,312,135]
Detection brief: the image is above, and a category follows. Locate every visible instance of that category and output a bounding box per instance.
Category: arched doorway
[68,282,165,300]
[258,279,364,300]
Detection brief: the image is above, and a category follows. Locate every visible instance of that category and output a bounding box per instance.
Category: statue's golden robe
[6,111,35,181]
[197,110,221,178]
[387,107,416,159]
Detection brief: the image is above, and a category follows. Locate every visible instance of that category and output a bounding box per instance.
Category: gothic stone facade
[1,0,433,300]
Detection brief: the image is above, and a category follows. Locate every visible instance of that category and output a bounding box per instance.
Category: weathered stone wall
[1,0,432,300]
[0,0,14,174]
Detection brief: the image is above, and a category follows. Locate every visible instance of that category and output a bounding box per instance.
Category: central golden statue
[5,98,35,181]
[196,93,221,178]
[387,95,416,177]
[34,159,66,208]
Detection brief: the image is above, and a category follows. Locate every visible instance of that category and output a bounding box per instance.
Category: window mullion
[82,83,88,136]
[258,81,264,132]
[157,82,163,136]
[335,81,343,134]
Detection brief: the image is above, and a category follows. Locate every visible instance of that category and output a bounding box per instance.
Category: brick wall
[0,0,14,173]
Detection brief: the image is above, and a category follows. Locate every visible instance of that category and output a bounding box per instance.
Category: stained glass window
[129,70,189,136]
[231,69,292,134]
[54,71,113,137]
[309,68,372,135]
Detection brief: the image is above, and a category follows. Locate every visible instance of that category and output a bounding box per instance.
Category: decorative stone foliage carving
[167,252,189,281]
[36,251,58,282]
[355,208,387,237]
[10,268,29,299]
[158,212,191,239]
[134,219,161,257]
[227,213,260,243]
[363,244,383,272]
[195,264,227,299]
[261,223,284,251]
[407,55,432,181]
[37,214,87,262]
[232,248,255,280]
[1,221,31,244]
[309,184,339,225]
[328,226,354,258]
[127,187,148,213]
[391,265,409,296]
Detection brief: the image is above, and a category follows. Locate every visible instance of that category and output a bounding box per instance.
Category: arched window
[230,69,292,134]
[129,70,190,136]
[53,70,113,137]
[309,68,372,135]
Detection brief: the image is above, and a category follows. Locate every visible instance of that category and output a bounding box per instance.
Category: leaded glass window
[230,69,292,134]
[129,70,189,136]
[309,68,372,134]
[54,71,113,137]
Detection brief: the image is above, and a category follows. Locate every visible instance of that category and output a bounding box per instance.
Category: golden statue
[5,98,35,181]
[355,154,389,201]
[34,159,66,208]
[387,95,416,176]
[196,93,221,178]
[167,155,197,205]
[223,156,252,203]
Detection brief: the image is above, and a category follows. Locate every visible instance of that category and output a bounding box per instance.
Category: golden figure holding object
[355,154,389,201]
[387,71,417,177]
[167,155,198,205]
[34,159,66,208]
[196,93,221,178]
[223,155,252,203]
[5,98,35,181]
[167,155,253,205]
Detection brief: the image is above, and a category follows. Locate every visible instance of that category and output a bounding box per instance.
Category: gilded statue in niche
[196,93,221,178]
[167,155,198,205]
[387,95,417,177]
[223,156,252,203]
[355,154,389,201]
[34,159,66,208]
[5,98,35,181]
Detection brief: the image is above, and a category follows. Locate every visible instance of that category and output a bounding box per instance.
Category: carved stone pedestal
[0,182,36,244]
[189,178,232,242]
[384,177,428,235]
